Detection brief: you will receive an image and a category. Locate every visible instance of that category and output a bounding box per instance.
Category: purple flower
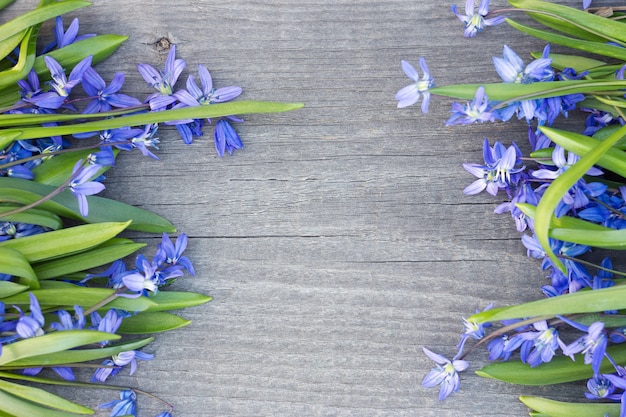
[507,320,567,367]
[44,55,92,97]
[395,58,434,112]
[15,293,44,339]
[586,374,618,400]
[456,304,493,356]
[446,86,498,125]
[462,139,524,196]
[174,64,242,107]
[69,160,105,216]
[156,233,195,275]
[451,0,505,37]
[583,0,592,9]
[98,390,137,417]
[92,350,154,383]
[561,318,608,374]
[214,119,243,157]
[422,347,469,400]
[81,68,142,113]
[42,16,95,53]
[137,45,185,110]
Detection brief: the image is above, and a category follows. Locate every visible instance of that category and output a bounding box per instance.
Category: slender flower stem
[82,287,128,317]
[0,161,86,219]
[559,254,626,278]
[458,315,554,360]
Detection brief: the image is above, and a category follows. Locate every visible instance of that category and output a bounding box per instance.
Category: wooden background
[4,0,623,416]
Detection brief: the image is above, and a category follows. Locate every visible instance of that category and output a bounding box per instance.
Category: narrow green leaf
[0,388,91,417]
[0,26,37,91]
[529,52,606,72]
[146,291,213,312]
[534,124,626,272]
[4,337,154,368]
[32,242,145,280]
[31,149,117,186]
[0,379,93,414]
[1,286,157,312]
[0,205,62,230]
[0,101,305,142]
[0,178,176,233]
[539,126,626,177]
[0,330,119,366]
[0,0,16,11]
[478,343,626,386]
[550,228,626,250]
[470,285,626,324]
[0,1,90,44]
[0,34,129,109]
[519,396,619,417]
[0,30,24,63]
[117,312,191,334]
[0,221,131,262]
[430,79,626,103]
[516,203,610,232]
[509,0,626,44]
[506,18,626,61]
[0,247,38,289]
[0,280,27,298]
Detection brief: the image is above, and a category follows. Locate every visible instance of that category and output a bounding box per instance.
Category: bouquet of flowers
[397,1,626,415]
[0,1,301,416]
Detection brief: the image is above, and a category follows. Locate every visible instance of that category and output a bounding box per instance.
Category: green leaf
[430,79,626,104]
[31,149,117,186]
[478,343,626,386]
[534,124,626,271]
[529,52,606,72]
[32,241,145,280]
[0,30,25,63]
[519,396,619,417]
[146,291,213,312]
[507,18,626,61]
[0,388,92,417]
[0,280,27,298]
[470,285,626,324]
[3,337,154,368]
[117,312,191,334]
[0,0,16,11]
[0,221,131,262]
[0,1,90,44]
[516,203,610,232]
[0,330,119,366]
[0,379,93,414]
[1,286,156,312]
[509,0,626,44]
[0,178,176,233]
[550,228,626,250]
[0,34,129,109]
[0,101,304,143]
[0,205,62,230]
[0,25,37,91]
[539,126,626,177]
[0,247,38,289]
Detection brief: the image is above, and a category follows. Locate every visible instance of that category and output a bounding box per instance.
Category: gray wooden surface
[5,0,621,416]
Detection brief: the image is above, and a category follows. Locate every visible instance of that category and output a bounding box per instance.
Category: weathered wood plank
[2,0,621,415]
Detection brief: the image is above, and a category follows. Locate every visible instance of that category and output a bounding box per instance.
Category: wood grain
[3,0,621,415]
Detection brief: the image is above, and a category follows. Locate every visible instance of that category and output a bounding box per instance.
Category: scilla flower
[422,347,469,400]
[395,58,434,113]
[451,0,505,38]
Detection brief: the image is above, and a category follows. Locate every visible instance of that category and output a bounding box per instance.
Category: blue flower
[81,68,141,113]
[456,304,493,356]
[451,0,505,37]
[15,293,44,339]
[462,139,524,196]
[92,350,154,383]
[422,347,469,400]
[156,233,195,275]
[98,390,137,417]
[50,306,86,331]
[561,317,608,374]
[583,0,592,9]
[44,55,92,97]
[214,119,243,157]
[493,45,553,84]
[154,413,173,417]
[69,160,106,217]
[90,310,123,347]
[395,58,434,112]
[174,64,242,108]
[507,320,566,367]
[131,124,161,160]
[446,86,499,126]
[42,16,95,53]
[137,45,185,110]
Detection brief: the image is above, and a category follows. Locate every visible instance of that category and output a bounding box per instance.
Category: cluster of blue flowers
[0,232,192,416]
[0,16,245,219]
[397,0,626,408]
